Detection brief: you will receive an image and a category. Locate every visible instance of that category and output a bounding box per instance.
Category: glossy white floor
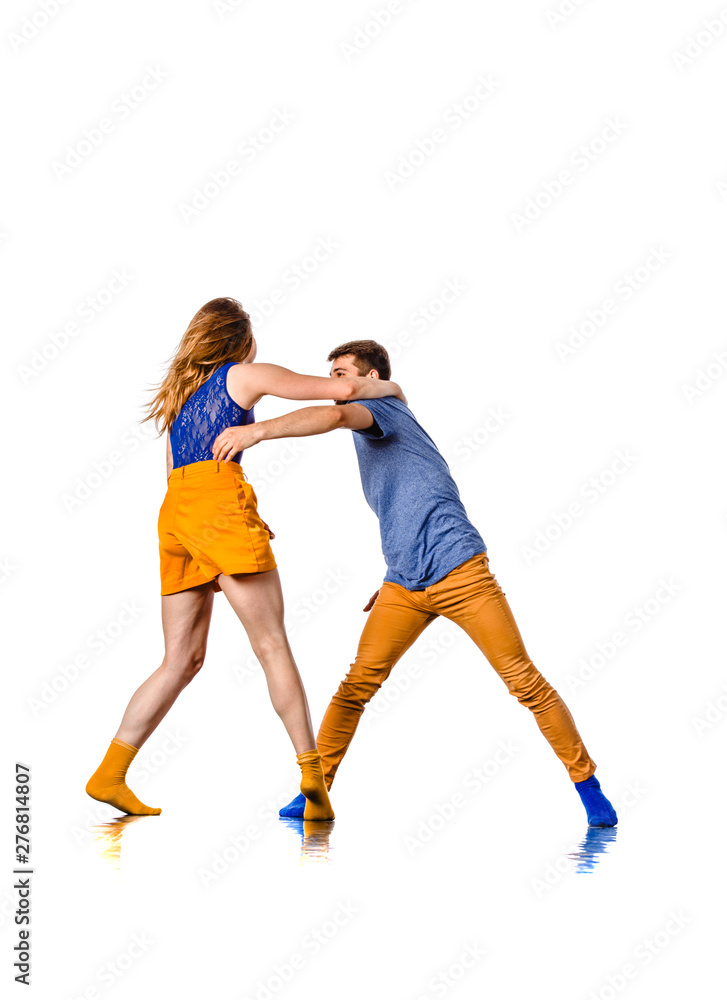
[8,562,723,999]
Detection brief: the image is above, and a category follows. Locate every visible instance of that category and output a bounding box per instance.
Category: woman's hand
[392,382,407,405]
[212,424,263,462]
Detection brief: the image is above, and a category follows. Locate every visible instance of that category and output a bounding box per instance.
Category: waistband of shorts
[168,460,246,482]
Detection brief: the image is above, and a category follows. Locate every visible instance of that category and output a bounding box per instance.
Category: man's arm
[212,403,374,462]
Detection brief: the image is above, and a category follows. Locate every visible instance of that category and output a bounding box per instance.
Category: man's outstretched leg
[280,584,435,817]
[433,552,617,826]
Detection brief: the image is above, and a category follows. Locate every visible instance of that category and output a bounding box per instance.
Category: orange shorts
[158,460,276,596]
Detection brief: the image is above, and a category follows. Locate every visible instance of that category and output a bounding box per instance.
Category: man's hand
[363,589,380,612]
[212,424,263,462]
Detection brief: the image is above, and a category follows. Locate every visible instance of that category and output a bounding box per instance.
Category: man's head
[327,340,391,381]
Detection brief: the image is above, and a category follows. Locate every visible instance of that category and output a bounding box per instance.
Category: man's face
[329,354,377,379]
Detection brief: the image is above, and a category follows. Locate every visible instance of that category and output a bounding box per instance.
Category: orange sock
[296,749,334,821]
[85,739,161,816]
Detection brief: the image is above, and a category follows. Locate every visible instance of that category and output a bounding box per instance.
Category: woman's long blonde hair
[144,297,254,434]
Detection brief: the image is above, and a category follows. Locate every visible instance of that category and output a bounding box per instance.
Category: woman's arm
[166,433,172,479]
[227,362,406,408]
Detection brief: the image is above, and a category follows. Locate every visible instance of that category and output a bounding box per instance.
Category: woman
[85,297,404,821]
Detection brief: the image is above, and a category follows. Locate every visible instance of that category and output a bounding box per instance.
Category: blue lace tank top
[169,361,254,469]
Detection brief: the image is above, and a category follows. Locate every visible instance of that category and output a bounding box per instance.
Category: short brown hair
[327,340,391,381]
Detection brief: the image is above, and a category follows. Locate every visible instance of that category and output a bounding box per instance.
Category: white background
[3,0,726,997]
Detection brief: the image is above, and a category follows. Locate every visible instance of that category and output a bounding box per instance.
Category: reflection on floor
[91,815,146,870]
[88,811,616,876]
[278,818,336,864]
[567,825,618,873]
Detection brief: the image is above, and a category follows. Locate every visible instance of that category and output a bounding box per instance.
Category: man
[212,340,617,827]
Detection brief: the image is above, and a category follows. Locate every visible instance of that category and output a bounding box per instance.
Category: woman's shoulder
[227,361,287,389]
[226,361,270,380]
[225,362,263,409]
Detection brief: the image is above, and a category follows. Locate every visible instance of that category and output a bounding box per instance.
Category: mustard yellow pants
[317,551,596,785]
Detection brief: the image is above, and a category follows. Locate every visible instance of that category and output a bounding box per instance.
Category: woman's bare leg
[217,568,333,819]
[115,582,216,748]
[216,568,315,753]
[86,583,215,815]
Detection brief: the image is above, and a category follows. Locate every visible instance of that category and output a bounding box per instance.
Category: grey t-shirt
[348,397,486,589]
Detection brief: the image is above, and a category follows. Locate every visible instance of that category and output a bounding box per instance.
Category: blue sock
[575,775,618,827]
[279,792,306,819]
